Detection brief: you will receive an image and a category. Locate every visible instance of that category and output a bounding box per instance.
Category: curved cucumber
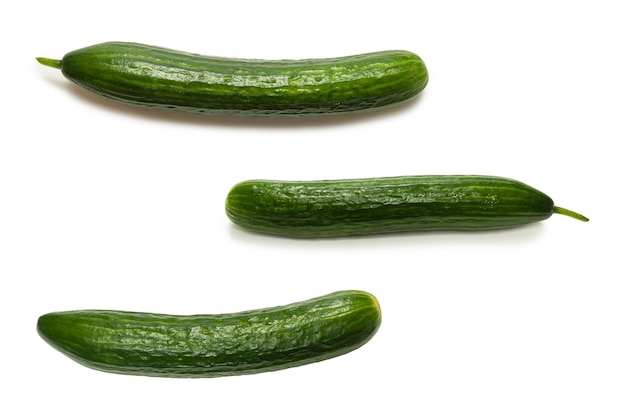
[225,175,588,238]
[37,290,382,378]
[36,42,428,116]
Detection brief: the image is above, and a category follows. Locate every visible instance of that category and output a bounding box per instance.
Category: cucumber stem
[36,57,62,69]
[553,206,589,222]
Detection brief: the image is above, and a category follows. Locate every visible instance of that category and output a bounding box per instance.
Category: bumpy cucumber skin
[55,42,428,116]
[225,175,557,238]
[37,291,381,378]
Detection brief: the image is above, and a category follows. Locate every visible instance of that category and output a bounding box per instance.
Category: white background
[2,1,624,417]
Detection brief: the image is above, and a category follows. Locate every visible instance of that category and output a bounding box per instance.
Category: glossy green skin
[225,175,557,238]
[55,42,428,116]
[37,291,381,378]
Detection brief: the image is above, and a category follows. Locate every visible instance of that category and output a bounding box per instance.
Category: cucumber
[36,42,428,116]
[225,175,589,238]
[37,290,381,378]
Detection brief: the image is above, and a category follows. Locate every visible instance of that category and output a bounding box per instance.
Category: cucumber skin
[37,291,381,378]
[225,175,557,238]
[54,42,428,116]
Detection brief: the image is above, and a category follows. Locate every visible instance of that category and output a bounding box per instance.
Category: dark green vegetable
[37,290,382,378]
[36,42,428,116]
[225,175,588,238]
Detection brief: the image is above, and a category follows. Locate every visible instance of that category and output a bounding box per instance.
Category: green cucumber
[37,290,381,378]
[36,42,428,116]
[225,175,589,238]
